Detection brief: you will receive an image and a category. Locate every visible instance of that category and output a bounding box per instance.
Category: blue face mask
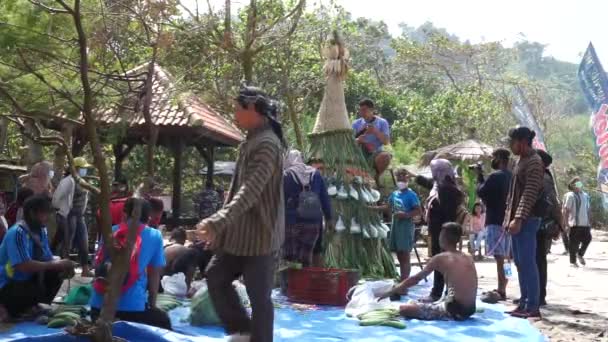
[575,181,583,190]
[78,168,88,177]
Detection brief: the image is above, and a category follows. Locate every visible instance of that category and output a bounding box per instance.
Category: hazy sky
[190,0,608,64]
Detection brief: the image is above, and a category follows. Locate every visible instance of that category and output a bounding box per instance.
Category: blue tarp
[0,281,546,342]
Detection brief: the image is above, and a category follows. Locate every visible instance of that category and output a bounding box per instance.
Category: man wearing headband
[190,86,285,342]
[563,177,591,268]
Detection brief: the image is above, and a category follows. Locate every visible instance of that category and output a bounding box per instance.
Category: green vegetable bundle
[190,288,221,326]
[156,293,182,312]
[357,308,405,329]
[45,305,88,329]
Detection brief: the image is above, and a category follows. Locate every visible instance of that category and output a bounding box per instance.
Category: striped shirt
[204,126,284,256]
[504,150,544,225]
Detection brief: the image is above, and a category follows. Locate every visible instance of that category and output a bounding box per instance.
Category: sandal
[481,290,506,304]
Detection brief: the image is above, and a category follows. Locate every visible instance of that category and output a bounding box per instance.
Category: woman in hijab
[414,159,464,302]
[283,150,332,266]
[21,161,53,196]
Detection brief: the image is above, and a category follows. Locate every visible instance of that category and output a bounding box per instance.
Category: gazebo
[47,64,244,224]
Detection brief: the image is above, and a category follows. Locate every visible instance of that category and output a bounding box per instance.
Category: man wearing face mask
[68,157,93,277]
[563,177,592,268]
[386,169,421,286]
[51,166,76,258]
[475,148,512,303]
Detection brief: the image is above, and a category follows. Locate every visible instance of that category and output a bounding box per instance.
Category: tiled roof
[101,64,243,146]
[59,64,243,146]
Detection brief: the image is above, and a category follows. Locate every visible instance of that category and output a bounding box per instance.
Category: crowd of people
[0,88,597,342]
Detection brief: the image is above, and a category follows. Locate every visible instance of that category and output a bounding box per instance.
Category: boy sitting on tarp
[0,195,75,322]
[378,222,478,321]
[90,198,170,330]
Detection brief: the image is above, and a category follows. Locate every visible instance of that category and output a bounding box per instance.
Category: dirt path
[474,229,608,342]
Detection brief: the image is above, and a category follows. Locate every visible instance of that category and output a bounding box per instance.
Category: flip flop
[481,290,505,304]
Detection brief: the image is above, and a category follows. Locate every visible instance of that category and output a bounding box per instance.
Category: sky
[187,0,608,65]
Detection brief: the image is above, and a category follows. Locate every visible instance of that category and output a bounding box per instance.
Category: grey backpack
[294,174,322,220]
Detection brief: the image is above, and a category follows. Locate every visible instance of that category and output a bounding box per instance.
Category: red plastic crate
[285,267,360,306]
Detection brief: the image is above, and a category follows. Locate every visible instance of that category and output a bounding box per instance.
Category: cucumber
[53,312,81,321]
[47,317,76,328]
[381,320,406,329]
[359,319,386,326]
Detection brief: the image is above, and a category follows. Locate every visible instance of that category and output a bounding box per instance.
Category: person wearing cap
[476,148,512,303]
[51,163,77,258]
[190,86,285,342]
[352,98,392,185]
[68,157,93,277]
[504,126,544,319]
[563,176,592,268]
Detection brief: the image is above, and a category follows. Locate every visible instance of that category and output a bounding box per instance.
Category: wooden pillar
[196,144,215,188]
[205,147,215,188]
[112,143,134,180]
[171,139,185,223]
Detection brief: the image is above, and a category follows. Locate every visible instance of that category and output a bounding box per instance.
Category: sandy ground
[468,229,608,342]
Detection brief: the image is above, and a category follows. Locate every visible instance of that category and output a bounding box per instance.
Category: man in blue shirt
[0,195,75,321]
[352,99,392,184]
[90,198,169,330]
[476,148,512,302]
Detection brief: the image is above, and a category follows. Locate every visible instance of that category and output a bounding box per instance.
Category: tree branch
[53,0,74,14]
[3,115,100,194]
[16,49,84,111]
[28,0,70,13]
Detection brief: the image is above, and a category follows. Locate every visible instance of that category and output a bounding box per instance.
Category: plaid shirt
[504,150,544,225]
[203,126,285,256]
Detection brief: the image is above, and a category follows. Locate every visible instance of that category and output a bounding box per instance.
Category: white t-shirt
[52,175,75,217]
[564,191,590,227]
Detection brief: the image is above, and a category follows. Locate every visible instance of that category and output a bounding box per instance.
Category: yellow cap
[73,157,92,169]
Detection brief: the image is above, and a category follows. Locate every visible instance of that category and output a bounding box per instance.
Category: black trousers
[561,230,570,252]
[536,229,549,303]
[430,227,444,299]
[90,306,171,330]
[0,271,62,317]
[206,253,275,342]
[569,226,592,264]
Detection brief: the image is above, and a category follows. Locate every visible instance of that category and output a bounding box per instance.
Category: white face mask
[396,181,408,190]
[48,170,55,179]
[78,168,88,177]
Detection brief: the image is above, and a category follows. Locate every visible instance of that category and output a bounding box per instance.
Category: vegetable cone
[308,31,397,279]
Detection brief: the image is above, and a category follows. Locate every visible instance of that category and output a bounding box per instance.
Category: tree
[0,0,173,340]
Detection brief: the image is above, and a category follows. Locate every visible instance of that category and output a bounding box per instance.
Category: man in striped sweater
[190,86,285,342]
[504,126,545,319]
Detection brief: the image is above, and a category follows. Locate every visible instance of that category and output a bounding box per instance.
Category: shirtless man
[378,222,478,321]
[164,228,213,292]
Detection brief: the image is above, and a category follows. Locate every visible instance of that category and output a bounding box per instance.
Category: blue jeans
[511,217,541,312]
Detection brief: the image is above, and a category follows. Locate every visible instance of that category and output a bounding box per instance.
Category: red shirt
[97,197,129,226]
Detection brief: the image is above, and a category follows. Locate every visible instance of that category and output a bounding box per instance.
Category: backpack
[534,175,553,220]
[293,173,322,220]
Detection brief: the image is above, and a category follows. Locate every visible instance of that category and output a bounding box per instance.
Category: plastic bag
[161,272,188,297]
[345,280,395,317]
[190,280,249,326]
[64,284,93,305]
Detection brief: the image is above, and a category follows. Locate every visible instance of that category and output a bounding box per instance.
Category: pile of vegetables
[306,31,399,279]
[156,293,182,312]
[190,282,249,326]
[357,309,406,329]
[190,287,221,326]
[44,305,88,328]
